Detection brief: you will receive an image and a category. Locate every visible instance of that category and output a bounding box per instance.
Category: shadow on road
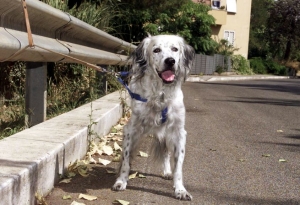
[211,97,300,107]
[204,79,300,96]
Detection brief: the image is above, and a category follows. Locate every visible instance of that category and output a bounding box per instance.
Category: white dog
[112,35,195,200]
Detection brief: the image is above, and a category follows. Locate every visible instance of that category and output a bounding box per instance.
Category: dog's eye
[153,48,161,53]
[171,47,178,52]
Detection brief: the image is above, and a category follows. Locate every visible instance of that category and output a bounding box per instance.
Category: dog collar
[117,72,168,124]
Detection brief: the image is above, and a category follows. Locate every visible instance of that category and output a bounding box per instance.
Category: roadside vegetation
[1,0,299,138]
[249,0,300,75]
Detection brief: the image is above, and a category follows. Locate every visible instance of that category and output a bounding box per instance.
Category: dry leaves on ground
[138,151,149,157]
[62,116,129,182]
[78,193,97,201]
[113,199,130,205]
[70,201,85,205]
[62,195,71,200]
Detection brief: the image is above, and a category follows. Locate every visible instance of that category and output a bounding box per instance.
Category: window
[224,30,235,46]
[227,0,237,13]
[212,0,221,9]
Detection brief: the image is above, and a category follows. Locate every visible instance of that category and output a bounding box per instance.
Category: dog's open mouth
[158,70,175,84]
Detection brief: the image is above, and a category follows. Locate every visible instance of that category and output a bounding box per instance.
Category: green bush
[215,66,224,74]
[264,60,287,75]
[249,57,267,74]
[249,58,287,75]
[231,55,253,75]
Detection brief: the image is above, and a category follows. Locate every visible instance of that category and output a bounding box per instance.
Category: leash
[117,72,147,102]
[117,72,168,124]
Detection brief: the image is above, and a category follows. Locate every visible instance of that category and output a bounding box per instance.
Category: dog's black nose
[164,57,175,66]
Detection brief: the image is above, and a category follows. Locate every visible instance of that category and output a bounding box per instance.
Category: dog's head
[131,35,195,84]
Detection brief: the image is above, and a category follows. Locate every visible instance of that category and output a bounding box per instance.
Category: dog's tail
[150,137,167,164]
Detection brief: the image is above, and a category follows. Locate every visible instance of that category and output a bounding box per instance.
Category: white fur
[112,35,195,200]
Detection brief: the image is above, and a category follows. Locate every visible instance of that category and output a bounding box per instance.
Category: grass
[0,101,26,140]
[0,62,123,139]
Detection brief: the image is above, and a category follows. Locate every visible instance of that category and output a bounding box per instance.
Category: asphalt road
[46,79,300,205]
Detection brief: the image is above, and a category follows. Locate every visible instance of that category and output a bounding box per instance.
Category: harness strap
[117,76,147,102]
[118,72,168,123]
[161,107,168,124]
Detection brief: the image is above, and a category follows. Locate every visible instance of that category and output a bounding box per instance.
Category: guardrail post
[25,62,47,127]
[96,65,107,95]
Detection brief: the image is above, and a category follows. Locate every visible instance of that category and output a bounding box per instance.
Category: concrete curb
[187,75,291,82]
[0,91,125,205]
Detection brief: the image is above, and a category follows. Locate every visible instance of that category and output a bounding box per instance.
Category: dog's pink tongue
[161,70,175,82]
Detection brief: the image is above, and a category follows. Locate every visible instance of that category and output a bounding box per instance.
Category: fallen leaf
[129,172,138,179]
[138,151,149,157]
[112,136,123,142]
[99,158,111,166]
[68,160,79,171]
[277,130,284,133]
[114,124,124,131]
[86,154,97,164]
[114,142,122,151]
[103,145,114,155]
[78,193,97,201]
[279,158,287,162]
[97,140,107,151]
[109,131,123,136]
[71,201,86,205]
[77,160,89,166]
[238,158,246,162]
[67,172,76,178]
[77,166,89,177]
[62,195,72,200]
[262,154,271,157]
[88,146,103,156]
[138,174,146,178]
[59,178,72,184]
[111,127,118,133]
[89,141,100,154]
[106,169,116,174]
[113,199,130,205]
[112,154,121,162]
[35,192,47,205]
[119,117,129,125]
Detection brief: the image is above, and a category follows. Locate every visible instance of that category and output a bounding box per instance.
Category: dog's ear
[131,37,151,75]
[182,43,195,81]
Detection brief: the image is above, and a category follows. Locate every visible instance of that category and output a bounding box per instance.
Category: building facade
[193,0,252,58]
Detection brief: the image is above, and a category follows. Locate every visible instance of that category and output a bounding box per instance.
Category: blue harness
[117,72,168,124]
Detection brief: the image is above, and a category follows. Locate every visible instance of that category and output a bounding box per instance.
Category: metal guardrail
[0,0,138,128]
[0,0,136,64]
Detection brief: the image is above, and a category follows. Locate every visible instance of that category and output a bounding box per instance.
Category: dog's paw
[112,180,127,191]
[163,173,173,180]
[174,189,193,201]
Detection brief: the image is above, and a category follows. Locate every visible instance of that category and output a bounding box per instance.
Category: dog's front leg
[112,124,137,191]
[163,152,173,179]
[173,130,192,200]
